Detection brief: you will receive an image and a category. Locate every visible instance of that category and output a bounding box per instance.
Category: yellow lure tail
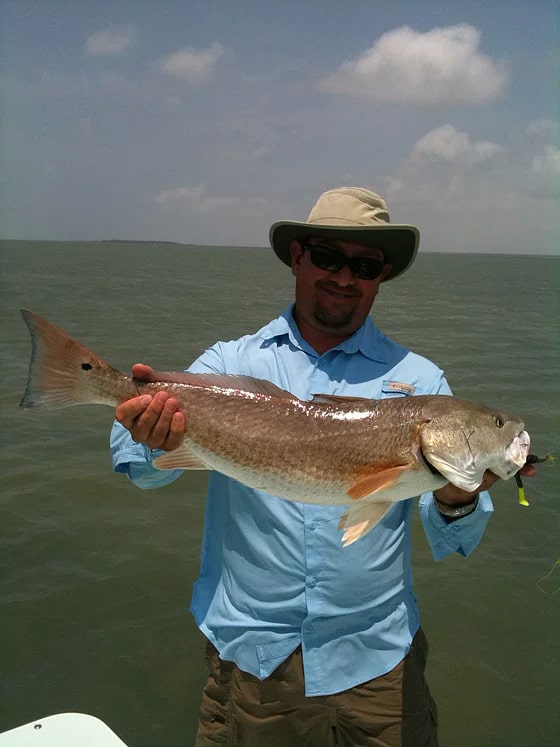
[517,485,529,506]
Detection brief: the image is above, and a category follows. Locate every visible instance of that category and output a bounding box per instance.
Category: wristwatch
[434,493,479,519]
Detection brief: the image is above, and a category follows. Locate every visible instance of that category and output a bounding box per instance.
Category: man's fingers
[132,363,154,379]
[115,395,153,429]
[128,392,169,442]
[478,471,501,492]
[161,411,186,451]
[519,463,537,477]
[116,390,185,450]
[145,397,182,447]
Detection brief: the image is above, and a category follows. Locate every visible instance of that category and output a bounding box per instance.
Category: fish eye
[495,415,504,428]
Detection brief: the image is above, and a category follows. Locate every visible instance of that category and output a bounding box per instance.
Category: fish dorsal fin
[347,464,411,500]
[139,371,297,401]
[338,502,393,546]
[153,444,209,471]
[310,393,373,406]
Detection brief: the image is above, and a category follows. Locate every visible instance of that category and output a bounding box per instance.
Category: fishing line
[515,453,558,595]
[537,558,560,596]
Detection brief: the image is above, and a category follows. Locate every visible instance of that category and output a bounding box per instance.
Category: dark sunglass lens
[352,259,383,280]
[308,246,345,272]
[304,243,384,280]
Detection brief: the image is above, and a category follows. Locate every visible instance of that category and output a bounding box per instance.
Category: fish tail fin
[20,309,132,410]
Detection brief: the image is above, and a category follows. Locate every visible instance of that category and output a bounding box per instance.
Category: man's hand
[115,363,185,451]
[434,463,537,506]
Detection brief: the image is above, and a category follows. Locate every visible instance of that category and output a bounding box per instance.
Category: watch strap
[434,493,479,519]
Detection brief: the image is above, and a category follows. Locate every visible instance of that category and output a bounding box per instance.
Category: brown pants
[195,628,438,747]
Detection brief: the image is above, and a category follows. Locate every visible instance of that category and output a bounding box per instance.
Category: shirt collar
[259,305,388,363]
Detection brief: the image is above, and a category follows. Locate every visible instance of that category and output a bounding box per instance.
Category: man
[111,187,533,746]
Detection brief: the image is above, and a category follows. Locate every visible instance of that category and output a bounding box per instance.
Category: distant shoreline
[0,238,265,250]
[0,238,557,258]
[96,239,183,245]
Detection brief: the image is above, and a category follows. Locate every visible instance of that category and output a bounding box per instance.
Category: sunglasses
[301,242,385,280]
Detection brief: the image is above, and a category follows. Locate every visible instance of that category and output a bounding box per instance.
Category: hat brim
[269,221,419,282]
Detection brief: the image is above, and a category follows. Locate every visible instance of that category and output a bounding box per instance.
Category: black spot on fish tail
[81,363,93,371]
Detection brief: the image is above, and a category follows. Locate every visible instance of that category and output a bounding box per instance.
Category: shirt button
[309,521,317,530]
[308,577,317,588]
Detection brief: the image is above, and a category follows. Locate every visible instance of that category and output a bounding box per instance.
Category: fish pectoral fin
[347,464,411,500]
[153,444,208,471]
[338,502,393,546]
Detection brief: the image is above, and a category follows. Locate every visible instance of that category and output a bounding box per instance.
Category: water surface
[1,241,558,746]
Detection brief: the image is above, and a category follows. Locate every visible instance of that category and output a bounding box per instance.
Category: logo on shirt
[385,381,415,395]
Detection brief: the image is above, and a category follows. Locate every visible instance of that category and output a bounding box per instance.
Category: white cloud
[154,186,238,212]
[529,145,560,197]
[412,125,503,165]
[526,118,559,137]
[531,145,560,176]
[85,24,138,56]
[383,122,559,253]
[155,43,225,83]
[248,145,273,161]
[318,24,508,105]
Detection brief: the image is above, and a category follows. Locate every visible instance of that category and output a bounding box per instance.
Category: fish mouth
[498,429,531,479]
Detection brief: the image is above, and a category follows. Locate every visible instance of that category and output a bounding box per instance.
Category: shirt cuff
[110,421,183,489]
[419,490,494,560]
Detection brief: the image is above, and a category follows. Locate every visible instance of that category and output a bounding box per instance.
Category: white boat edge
[0,713,129,747]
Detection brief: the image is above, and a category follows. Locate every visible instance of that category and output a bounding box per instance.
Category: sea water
[1,241,558,746]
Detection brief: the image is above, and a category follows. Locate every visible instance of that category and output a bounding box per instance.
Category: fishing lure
[515,453,555,506]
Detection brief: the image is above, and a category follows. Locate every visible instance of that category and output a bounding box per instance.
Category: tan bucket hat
[269,187,419,281]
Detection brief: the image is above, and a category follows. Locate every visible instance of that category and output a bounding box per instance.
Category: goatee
[314,305,355,330]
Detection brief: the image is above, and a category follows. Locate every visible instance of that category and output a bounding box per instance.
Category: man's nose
[329,263,355,285]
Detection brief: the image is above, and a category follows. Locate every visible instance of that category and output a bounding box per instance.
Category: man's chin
[314,308,355,331]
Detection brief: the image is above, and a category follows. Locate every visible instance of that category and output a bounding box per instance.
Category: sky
[1,0,558,254]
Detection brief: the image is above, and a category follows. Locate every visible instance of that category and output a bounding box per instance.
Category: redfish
[20,309,530,545]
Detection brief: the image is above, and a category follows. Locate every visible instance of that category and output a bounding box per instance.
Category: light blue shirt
[110,307,493,696]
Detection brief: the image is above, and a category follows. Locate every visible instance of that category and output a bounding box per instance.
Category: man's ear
[380,263,393,282]
[289,240,303,277]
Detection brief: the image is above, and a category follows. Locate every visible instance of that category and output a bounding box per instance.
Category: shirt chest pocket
[381,380,416,397]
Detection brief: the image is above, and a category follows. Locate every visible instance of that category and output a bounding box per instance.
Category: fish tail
[20,309,135,410]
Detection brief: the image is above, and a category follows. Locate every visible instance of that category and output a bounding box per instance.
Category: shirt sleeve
[110,420,184,489]
[417,371,494,560]
[109,344,227,489]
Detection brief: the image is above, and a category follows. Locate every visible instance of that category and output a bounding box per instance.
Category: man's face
[289,237,393,342]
